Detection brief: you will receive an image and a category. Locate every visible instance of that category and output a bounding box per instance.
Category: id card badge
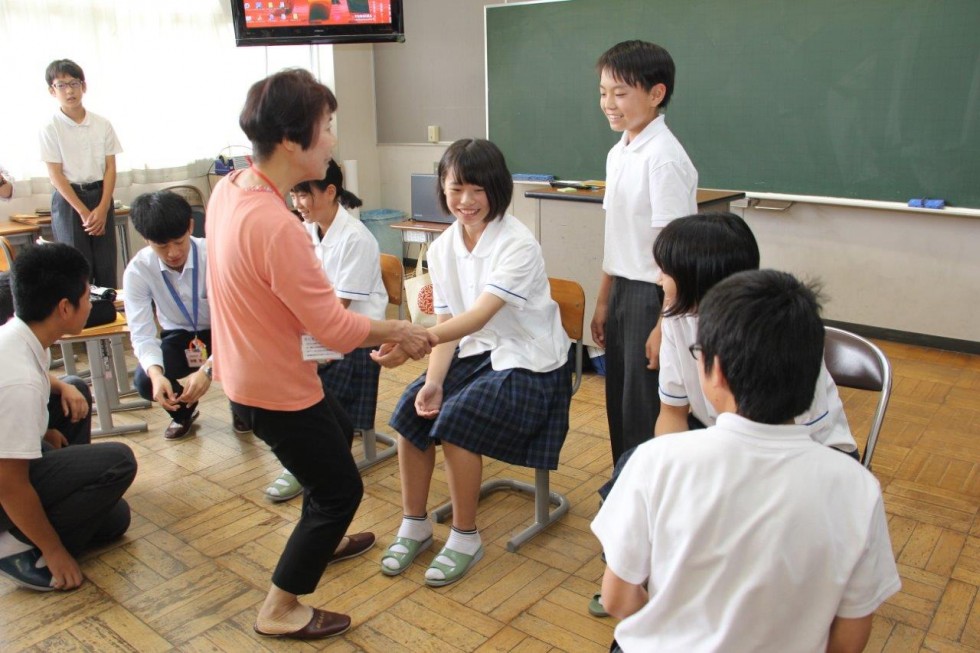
[185,337,208,368]
[300,334,344,362]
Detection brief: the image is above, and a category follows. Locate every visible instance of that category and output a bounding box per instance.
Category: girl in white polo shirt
[373,139,571,587]
[265,160,389,502]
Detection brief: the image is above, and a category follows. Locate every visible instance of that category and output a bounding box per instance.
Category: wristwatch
[202,364,213,380]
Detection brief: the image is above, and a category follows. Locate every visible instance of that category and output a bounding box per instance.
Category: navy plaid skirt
[389,351,572,470]
[318,347,381,430]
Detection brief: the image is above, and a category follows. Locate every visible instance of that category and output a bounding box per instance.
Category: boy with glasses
[39,59,123,288]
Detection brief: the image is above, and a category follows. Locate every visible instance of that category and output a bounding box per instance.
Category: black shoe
[164,410,199,440]
[232,412,251,434]
[0,549,54,591]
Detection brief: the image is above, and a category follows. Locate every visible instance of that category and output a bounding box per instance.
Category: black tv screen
[231,1,405,46]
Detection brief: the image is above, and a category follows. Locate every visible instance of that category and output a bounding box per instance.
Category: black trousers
[0,439,136,555]
[46,376,92,446]
[134,329,213,423]
[51,184,117,288]
[231,390,360,595]
[604,277,664,464]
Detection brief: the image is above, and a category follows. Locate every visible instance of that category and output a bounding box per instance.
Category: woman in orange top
[206,69,435,641]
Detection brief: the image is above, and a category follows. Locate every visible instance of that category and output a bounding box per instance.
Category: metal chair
[823,326,893,470]
[165,185,207,238]
[432,277,585,551]
[354,253,404,471]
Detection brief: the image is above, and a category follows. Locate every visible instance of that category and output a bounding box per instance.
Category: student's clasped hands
[371,322,437,369]
[82,205,108,236]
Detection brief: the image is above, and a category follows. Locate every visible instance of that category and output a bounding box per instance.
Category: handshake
[371,320,438,369]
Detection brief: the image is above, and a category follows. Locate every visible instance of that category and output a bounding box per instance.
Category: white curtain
[0,0,286,190]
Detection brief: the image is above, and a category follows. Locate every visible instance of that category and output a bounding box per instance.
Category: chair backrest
[549,277,586,395]
[165,185,207,238]
[823,326,893,469]
[380,253,404,318]
[0,236,16,272]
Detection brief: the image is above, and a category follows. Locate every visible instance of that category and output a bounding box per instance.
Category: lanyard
[161,241,199,334]
[248,164,285,204]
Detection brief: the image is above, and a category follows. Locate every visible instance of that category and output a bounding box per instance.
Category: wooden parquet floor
[1,338,978,652]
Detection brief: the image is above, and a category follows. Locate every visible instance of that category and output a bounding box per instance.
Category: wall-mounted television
[230,1,405,47]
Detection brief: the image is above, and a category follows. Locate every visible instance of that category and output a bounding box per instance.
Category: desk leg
[87,339,147,438]
[108,335,143,398]
[60,343,79,376]
[116,219,131,263]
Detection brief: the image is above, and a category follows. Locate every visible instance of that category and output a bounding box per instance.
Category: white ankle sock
[445,526,481,556]
[0,531,33,559]
[396,515,432,543]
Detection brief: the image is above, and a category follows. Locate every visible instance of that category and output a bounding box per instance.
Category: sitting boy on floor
[591,270,901,653]
[0,244,137,592]
[0,271,92,450]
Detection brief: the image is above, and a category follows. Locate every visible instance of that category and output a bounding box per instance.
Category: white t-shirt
[0,318,50,459]
[123,236,211,372]
[304,206,387,321]
[428,214,569,373]
[658,314,857,451]
[591,413,901,653]
[39,109,123,184]
[602,115,698,283]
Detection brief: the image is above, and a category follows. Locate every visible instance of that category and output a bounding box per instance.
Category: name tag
[301,334,344,362]
[185,338,208,368]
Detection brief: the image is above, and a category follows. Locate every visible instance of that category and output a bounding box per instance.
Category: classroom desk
[9,206,133,261]
[58,314,149,438]
[389,219,451,275]
[0,221,40,252]
[522,187,746,347]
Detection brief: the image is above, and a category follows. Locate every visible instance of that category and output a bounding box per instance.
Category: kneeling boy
[0,244,136,592]
[591,270,900,652]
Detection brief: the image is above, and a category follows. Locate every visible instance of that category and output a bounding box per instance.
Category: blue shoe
[0,549,54,591]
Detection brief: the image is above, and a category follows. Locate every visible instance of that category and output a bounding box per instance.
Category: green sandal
[265,470,302,503]
[588,592,609,617]
[380,535,433,576]
[424,545,485,587]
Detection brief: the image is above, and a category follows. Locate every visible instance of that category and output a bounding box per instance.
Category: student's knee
[62,376,92,406]
[99,442,138,485]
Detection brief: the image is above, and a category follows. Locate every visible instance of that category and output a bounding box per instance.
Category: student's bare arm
[601,566,649,619]
[655,402,691,436]
[0,459,83,589]
[826,614,873,653]
[44,162,89,217]
[591,272,613,347]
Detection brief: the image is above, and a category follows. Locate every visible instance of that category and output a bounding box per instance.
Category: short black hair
[654,212,760,317]
[45,59,85,86]
[0,272,13,323]
[292,159,363,210]
[130,191,193,243]
[698,270,825,425]
[437,139,513,222]
[240,68,338,161]
[596,40,675,108]
[12,243,90,323]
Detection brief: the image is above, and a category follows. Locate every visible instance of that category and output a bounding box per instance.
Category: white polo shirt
[0,318,49,459]
[592,413,901,652]
[602,115,697,283]
[39,109,122,184]
[658,314,857,452]
[428,214,569,373]
[123,236,211,373]
[304,206,387,321]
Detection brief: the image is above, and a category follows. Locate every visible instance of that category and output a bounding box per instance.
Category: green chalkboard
[487,0,980,208]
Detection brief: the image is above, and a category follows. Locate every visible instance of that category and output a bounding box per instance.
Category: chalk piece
[556,187,578,193]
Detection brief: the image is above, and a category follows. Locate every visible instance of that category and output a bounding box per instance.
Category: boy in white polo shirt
[39,59,123,288]
[591,270,901,653]
[591,41,698,467]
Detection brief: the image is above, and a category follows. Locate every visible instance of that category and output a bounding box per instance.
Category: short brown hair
[239,68,338,161]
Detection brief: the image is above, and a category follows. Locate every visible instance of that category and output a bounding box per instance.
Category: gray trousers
[51,185,117,288]
[603,277,663,464]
